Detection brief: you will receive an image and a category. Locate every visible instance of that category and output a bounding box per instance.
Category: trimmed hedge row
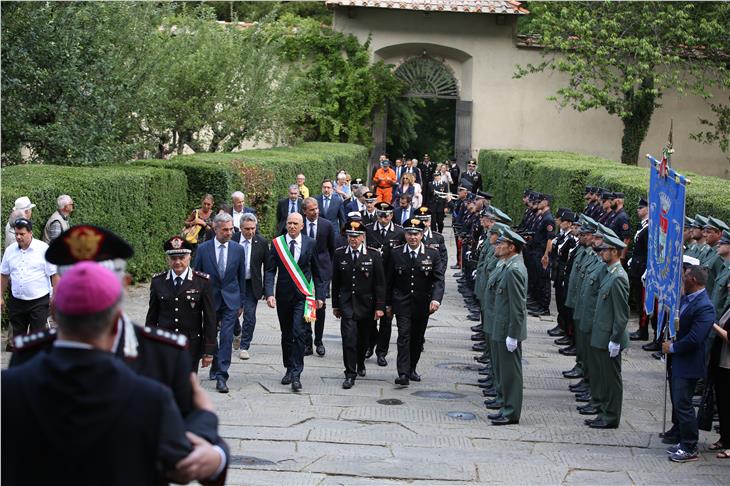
[139,142,370,237]
[478,150,730,231]
[1,165,188,281]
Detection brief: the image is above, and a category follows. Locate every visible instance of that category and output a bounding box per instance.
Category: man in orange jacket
[373,160,397,204]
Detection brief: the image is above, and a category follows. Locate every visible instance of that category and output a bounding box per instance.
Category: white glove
[471,270,477,279]
[506,337,518,353]
[465,251,472,259]
[608,341,620,358]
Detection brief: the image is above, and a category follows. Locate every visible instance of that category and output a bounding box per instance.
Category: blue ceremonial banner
[644,154,687,339]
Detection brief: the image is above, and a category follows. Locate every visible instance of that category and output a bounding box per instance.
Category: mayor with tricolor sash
[265,212,326,392]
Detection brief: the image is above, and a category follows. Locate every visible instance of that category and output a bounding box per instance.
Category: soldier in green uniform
[690,215,712,262]
[702,217,730,296]
[586,234,630,428]
[488,228,527,425]
[711,230,730,316]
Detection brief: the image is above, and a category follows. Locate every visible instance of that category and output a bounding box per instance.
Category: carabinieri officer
[332,221,386,389]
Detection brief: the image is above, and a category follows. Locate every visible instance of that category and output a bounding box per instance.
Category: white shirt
[239,236,253,280]
[232,209,245,229]
[215,240,229,269]
[306,218,318,239]
[285,233,302,261]
[167,267,191,282]
[404,242,425,256]
[0,238,56,300]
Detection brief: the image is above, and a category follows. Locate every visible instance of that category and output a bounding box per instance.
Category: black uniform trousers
[370,315,392,357]
[341,317,369,378]
[8,294,49,336]
[277,298,306,379]
[395,304,430,376]
[554,271,571,334]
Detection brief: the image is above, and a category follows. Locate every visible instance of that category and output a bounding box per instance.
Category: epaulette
[193,270,210,280]
[13,328,57,351]
[393,244,406,250]
[138,326,188,349]
[366,246,380,253]
[152,271,167,279]
[336,246,347,251]
[432,231,443,236]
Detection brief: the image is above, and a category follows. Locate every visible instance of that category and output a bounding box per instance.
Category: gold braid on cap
[64,227,104,260]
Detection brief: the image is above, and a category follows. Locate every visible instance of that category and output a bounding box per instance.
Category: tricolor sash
[272,235,317,323]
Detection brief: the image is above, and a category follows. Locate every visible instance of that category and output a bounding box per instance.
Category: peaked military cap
[692,214,708,228]
[346,211,363,222]
[638,197,648,208]
[374,202,394,214]
[46,225,134,265]
[490,206,512,224]
[164,236,193,256]
[596,222,619,240]
[458,180,473,192]
[415,206,432,220]
[363,191,377,202]
[719,230,730,245]
[476,190,493,200]
[561,210,576,222]
[705,216,729,232]
[596,233,626,250]
[402,218,425,233]
[344,220,366,236]
[489,222,509,235]
[684,216,696,228]
[496,227,526,247]
[613,192,625,199]
[601,191,615,200]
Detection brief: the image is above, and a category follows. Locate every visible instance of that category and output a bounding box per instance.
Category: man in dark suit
[449,157,461,194]
[265,212,326,392]
[404,158,422,185]
[460,160,482,193]
[394,194,414,226]
[360,191,379,226]
[231,213,268,360]
[316,179,347,230]
[228,191,256,233]
[277,184,303,234]
[662,263,716,462]
[332,221,386,388]
[2,261,194,485]
[193,213,247,394]
[302,197,336,356]
[629,198,650,341]
[146,236,217,373]
[385,218,445,385]
[346,187,368,214]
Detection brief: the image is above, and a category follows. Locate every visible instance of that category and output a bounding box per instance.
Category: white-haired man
[43,194,74,243]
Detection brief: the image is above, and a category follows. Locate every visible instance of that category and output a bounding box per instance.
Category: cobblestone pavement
[5,225,727,485]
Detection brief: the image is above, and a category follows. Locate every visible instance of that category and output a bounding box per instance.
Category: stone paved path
[6,225,727,485]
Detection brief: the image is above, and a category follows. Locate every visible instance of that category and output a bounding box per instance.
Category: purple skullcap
[54,261,122,316]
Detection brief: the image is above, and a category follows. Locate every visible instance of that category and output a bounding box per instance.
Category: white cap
[682,255,700,266]
[13,196,36,211]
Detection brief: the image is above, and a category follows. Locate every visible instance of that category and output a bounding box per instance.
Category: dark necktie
[174,276,182,290]
[410,250,417,263]
[289,239,296,259]
[217,244,226,275]
[309,222,315,238]
[290,201,296,213]
[381,228,387,239]
[352,250,359,262]
[324,197,330,213]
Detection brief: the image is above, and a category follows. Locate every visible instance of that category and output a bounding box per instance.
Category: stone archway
[372,53,472,166]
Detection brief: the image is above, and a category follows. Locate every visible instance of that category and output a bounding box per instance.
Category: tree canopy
[515,1,730,165]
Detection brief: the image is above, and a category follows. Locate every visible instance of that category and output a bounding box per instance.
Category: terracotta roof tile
[325,0,528,15]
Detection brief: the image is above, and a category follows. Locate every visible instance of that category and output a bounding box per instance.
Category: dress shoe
[578,406,599,415]
[467,314,481,322]
[588,418,617,429]
[481,387,497,396]
[365,347,374,359]
[575,392,591,402]
[342,377,355,389]
[629,329,649,341]
[478,380,494,388]
[291,380,302,392]
[453,272,462,278]
[491,416,518,425]
[357,366,366,377]
[547,326,565,337]
[642,341,660,352]
[450,264,461,270]
[583,418,598,426]
[377,355,388,367]
[477,376,492,384]
[485,401,502,410]
[304,345,314,356]
[529,309,550,317]
[487,412,503,420]
[570,383,588,393]
[478,367,491,376]
[554,336,571,346]
[409,370,421,382]
[470,325,483,332]
[281,371,293,385]
[216,378,229,394]
[562,369,584,379]
[474,355,489,364]
[472,342,486,352]
[471,333,485,341]
[559,346,577,356]
[316,344,326,356]
[395,374,410,386]
[651,351,663,360]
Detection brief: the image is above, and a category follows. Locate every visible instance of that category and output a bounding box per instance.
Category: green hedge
[478,150,730,231]
[140,142,369,236]
[1,165,188,281]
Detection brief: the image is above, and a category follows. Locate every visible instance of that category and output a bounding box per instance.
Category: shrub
[143,142,369,236]
[1,164,188,281]
[478,150,730,231]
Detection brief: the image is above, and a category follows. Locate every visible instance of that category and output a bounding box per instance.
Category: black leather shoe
[487,412,503,420]
[578,406,599,415]
[316,344,326,356]
[559,346,577,356]
[342,377,355,389]
[377,355,387,367]
[450,264,461,270]
[291,380,302,392]
[652,351,663,360]
[471,333,485,341]
[364,347,374,359]
[478,368,491,376]
[529,309,550,317]
[409,371,421,382]
[588,418,617,429]
[481,387,497,397]
[562,369,584,379]
[575,392,591,403]
[478,380,494,388]
[474,355,489,364]
[491,416,518,425]
[216,378,229,393]
[281,371,293,385]
[357,366,366,377]
[395,374,410,386]
[472,342,486,352]
[470,325,482,332]
[477,376,491,384]
[304,345,314,356]
[570,383,588,393]
[642,341,660,352]
[467,314,481,322]
[547,326,565,337]
[583,418,597,426]
[629,329,649,341]
[554,336,572,346]
[485,401,502,410]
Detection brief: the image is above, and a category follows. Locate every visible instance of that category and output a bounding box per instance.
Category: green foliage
[1,165,188,281]
[257,14,409,148]
[691,94,730,165]
[140,142,369,237]
[388,98,455,162]
[479,149,730,232]
[194,1,333,24]
[515,2,730,165]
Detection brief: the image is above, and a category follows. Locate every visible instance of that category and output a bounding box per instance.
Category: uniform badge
[63,226,104,260]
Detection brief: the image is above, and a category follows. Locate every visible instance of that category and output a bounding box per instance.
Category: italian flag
[272,235,317,323]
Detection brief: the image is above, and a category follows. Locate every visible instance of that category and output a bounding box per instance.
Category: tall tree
[515,1,730,165]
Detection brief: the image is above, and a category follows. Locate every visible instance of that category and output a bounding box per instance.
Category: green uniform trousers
[594,347,623,425]
[489,336,503,407]
[495,341,522,422]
